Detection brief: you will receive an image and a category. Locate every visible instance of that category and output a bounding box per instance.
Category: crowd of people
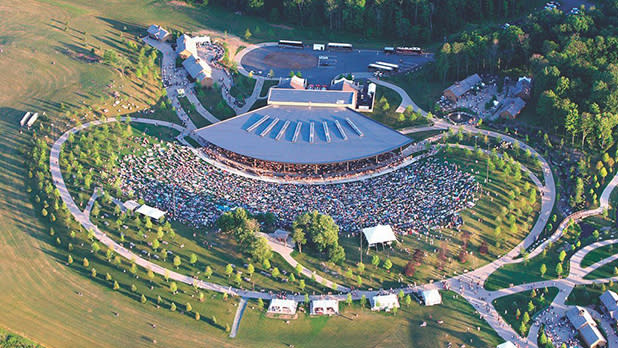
[201,142,407,181]
[114,138,480,233]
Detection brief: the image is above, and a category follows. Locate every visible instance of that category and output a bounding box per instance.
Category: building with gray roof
[147,25,170,42]
[176,34,198,59]
[600,290,618,322]
[182,55,213,87]
[567,306,607,348]
[194,104,411,165]
[267,88,356,108]
[498,97,527,119]
[443,73,482,102]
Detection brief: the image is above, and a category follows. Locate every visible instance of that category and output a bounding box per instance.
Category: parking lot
[240,45,432,84]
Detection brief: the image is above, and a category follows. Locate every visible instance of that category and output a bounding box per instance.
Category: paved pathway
[369,78,427,115]
[143,37,219,126]
[229,297,248,338]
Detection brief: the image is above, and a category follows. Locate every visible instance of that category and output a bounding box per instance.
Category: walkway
[229,297,248,338]
[369,78,427,115]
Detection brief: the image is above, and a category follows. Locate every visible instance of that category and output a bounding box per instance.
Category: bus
[279,40,303,49]
[368,63,394,73]
[396,46,423,55]
[384,47,395,54]
[327,42,353,51]
[375,61,399,71]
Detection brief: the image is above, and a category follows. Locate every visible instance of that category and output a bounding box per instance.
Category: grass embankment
[486,219,616,290]
[259,80,279,98]
[229,72,256,101]
[581,242,618,269]
[194,85,236,120]
[493,287,558,337]
[369,86,429,129]
[386,70,449,111]
[567,282,618,306]
[178,95,210,128]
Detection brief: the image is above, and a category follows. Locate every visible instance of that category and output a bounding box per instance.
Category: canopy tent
[420,289,442,306]
[136,204,166,220]
[370,294,399,311]
[310,299,339,315]
[267,299,297,315]
[362,225,397,247]
[496,342,517,348]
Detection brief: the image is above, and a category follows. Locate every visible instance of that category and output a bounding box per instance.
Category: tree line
[200,0,538,43]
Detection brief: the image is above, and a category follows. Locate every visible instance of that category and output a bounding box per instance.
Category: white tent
[370,294,399,311]
[267,299,297,315]
[136,204,166,220]
[362,225,397,247]
[310,299,339,315]
[496,342,517,348]
[421,289,442,306]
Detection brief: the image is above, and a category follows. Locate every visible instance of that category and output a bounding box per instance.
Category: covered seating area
[267,299,298,316]
[310,299,339,316]
[362,224,397,249]
[136,204,166,221]
[420,289,442,306]
[370,294,399,312]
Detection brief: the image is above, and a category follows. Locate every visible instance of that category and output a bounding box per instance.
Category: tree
[556,263,563,277]
[91,268,97,278]
[371,255,380,268]
[558,250,567,263]
[141,294,147,304]
[247,263,255,277]
[225,264,234,278]
[205,266,213,278]
[195,311,200,321]
[250,236,272,263]
[540,264,547,277]
[291,224,307,253]
[357,262,365,274]
[295,264,303,276]
[383,258,393,271]
[522,311,530,325]
[292,211,340,254]
[257,298,264,309]
[360,295,367,308]
[527,301,535,313]
[186,302,192,312]
[346,293,352,306]
[299,279,306,291]
[148,269,155,283]
[83,257,89,268]
[244,28,252,40]
[405,294,412,307]
[170,281,178,294]
[170,302,176,311]
[67,254,73,265]
[190,253,198,265]
[173,255,181,269]
[113,280,119,291]
[272,267,280,279]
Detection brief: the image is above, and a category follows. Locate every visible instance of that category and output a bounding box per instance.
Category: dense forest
[203,0,539,43]
[433,1,618,150]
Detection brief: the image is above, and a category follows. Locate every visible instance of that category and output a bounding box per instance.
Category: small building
[443,73,482,102]
[498,97,526,119]
[267,299,297,315]
[511,76,532,99]
[147,25,170,42]
[370,294,399,311]
[176,34,198,60]
[567,306,607,348]
[496,342,517,348]
[420,289,442,306]
[136,204,166,221]
[182,55,213,88]
[362,225,397,248]
[123,200,141,212]
[579,323,607,348]
[310,299,339,315]
[600,290,618,322]
[313,43,325,51]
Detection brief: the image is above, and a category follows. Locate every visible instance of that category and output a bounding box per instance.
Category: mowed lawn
[236,291,502,348]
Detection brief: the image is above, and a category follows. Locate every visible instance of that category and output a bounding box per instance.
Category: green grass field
[385,69,449,111]
[177,95,210,128]
[493,287,558,336]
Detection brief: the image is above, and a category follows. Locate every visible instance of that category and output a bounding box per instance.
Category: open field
[236,291,502,348]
